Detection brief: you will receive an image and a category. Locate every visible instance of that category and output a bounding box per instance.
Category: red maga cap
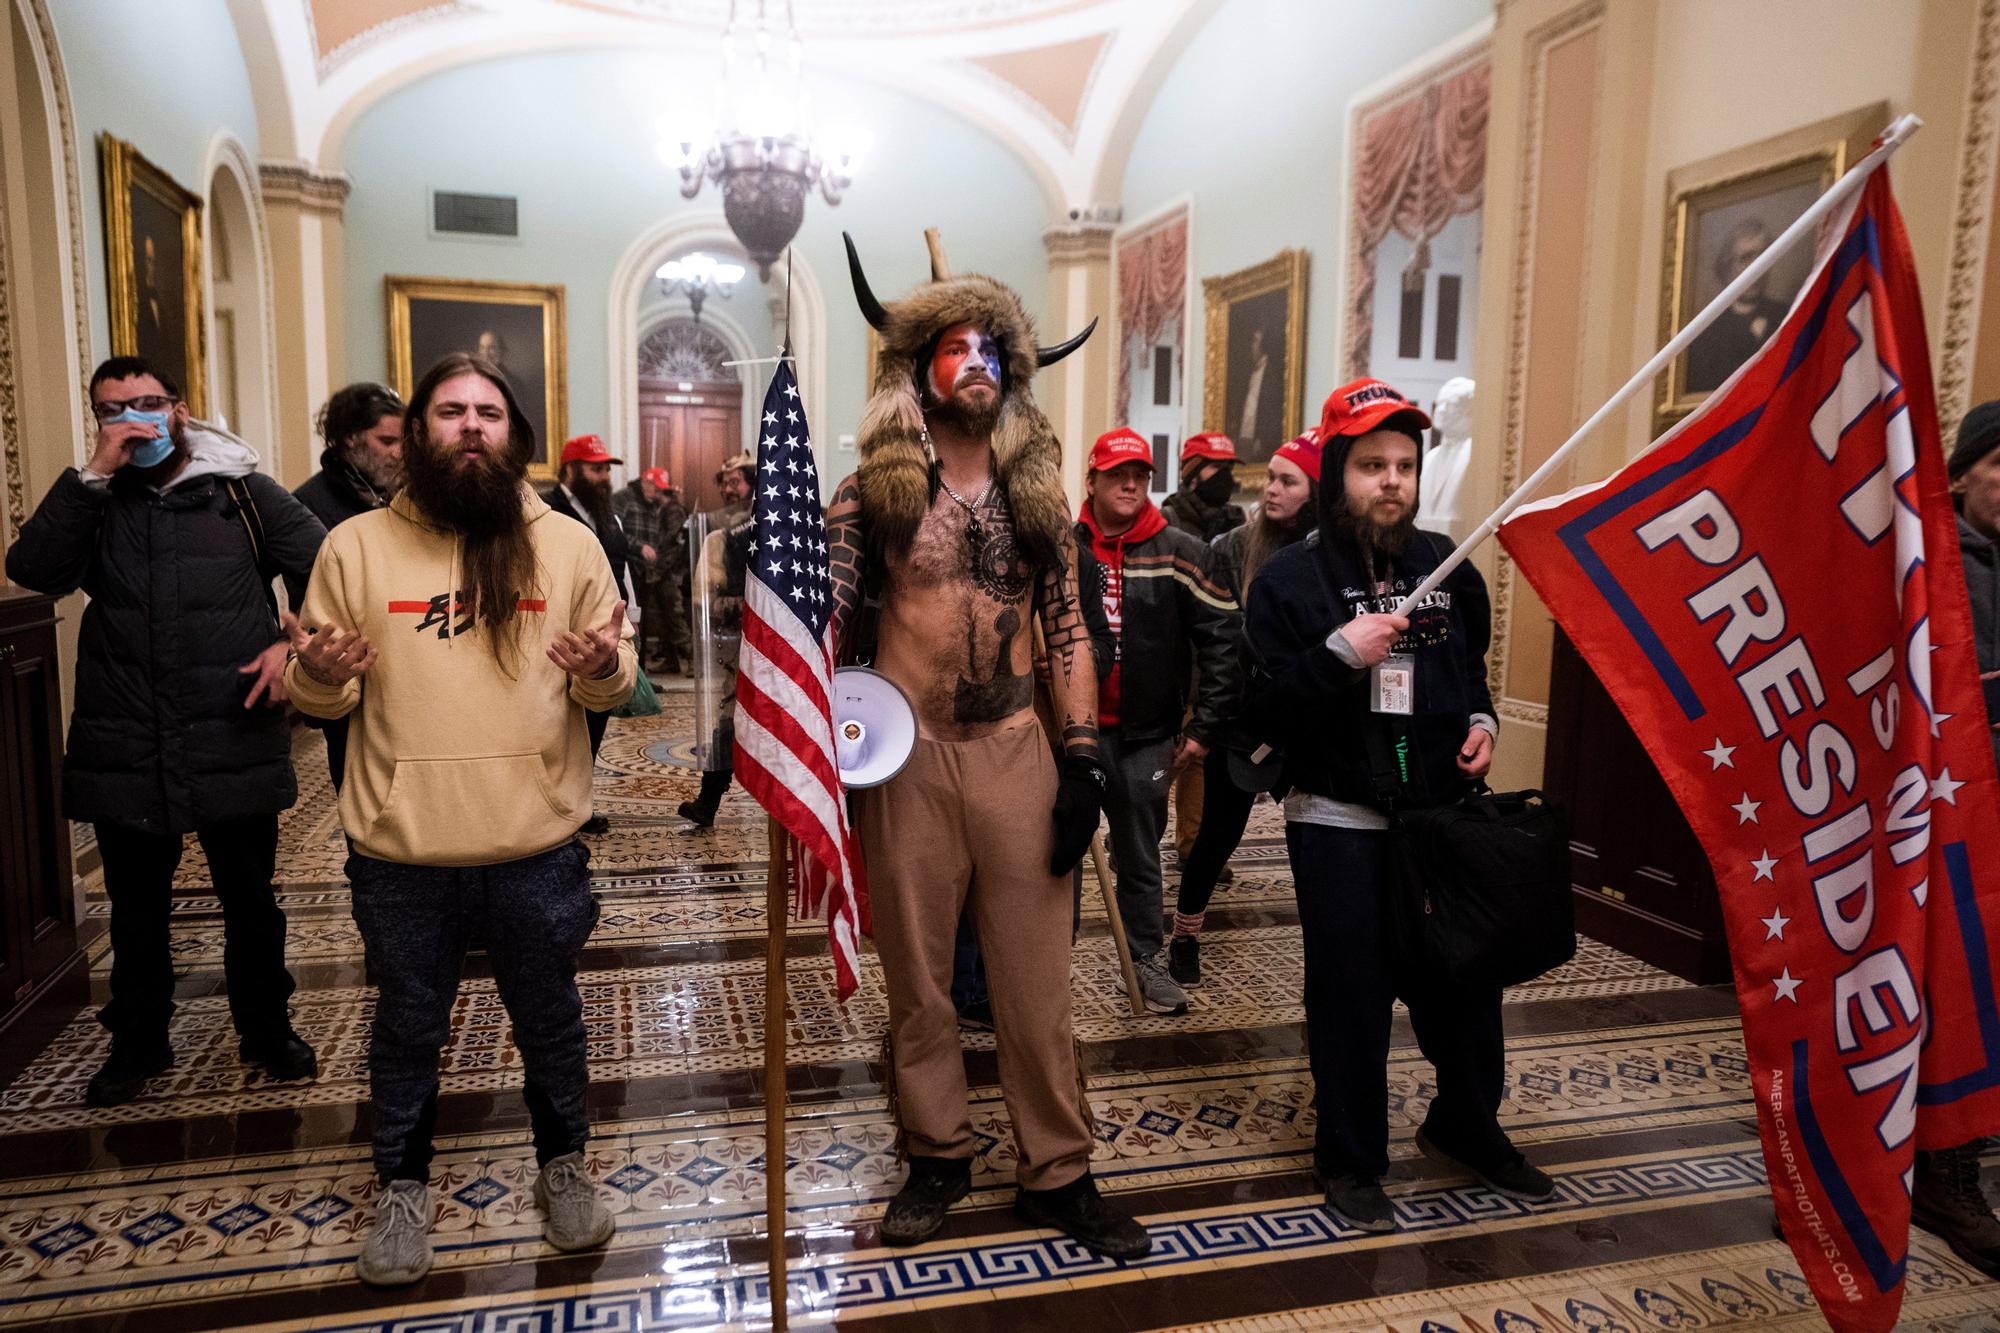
[1316,378,1431,444]
[1088,428,1155,473]
[1179,431,1237,465]
[560,434,619,466]
[1271,432,1324,483]
[642,466,671,490]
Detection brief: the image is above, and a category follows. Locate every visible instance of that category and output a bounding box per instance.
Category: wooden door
[1544,629,1730,984]
[638,378,743,515]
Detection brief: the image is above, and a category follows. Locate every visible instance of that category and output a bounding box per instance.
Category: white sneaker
[356,1179,433,1287]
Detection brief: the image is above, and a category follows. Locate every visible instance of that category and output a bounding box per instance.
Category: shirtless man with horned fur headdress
[826,232,1150,1259]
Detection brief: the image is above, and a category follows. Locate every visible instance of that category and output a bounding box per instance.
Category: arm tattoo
[827,476,866,658]
[1037,536,1100,762]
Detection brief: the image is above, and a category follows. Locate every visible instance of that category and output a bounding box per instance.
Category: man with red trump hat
[1162,431,1247,542]
[614,463,690,673]
[545,434,634,830]
[1241,377,1547,1235]
[1078,427,1239,1017]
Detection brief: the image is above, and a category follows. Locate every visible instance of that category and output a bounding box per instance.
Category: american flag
[733,357,869,1000]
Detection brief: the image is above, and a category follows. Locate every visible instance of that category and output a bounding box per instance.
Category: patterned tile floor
[4,695,1997,1331]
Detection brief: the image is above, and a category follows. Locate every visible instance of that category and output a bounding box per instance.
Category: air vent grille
[432,190,518,238]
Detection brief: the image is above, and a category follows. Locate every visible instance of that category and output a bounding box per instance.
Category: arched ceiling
[232,0,1222,213]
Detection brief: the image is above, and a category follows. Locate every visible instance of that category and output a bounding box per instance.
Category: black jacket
[1161,489,1246,543]
[293,454,388,531]
[1245,527,1493,809]
[1076,510,1240,744]
[6,451,326,833]
[544,484,633,604]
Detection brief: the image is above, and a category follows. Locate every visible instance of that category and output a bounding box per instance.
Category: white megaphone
[832,666,917,789]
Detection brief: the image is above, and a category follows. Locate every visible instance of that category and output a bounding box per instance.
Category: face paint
[927,323,1002,402]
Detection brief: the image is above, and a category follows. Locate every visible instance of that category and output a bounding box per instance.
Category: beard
[1326,490,1418,562]
[350,448,403,495]
[927,377,1002,436]
[403,428,528,538]
[573,474,614,528]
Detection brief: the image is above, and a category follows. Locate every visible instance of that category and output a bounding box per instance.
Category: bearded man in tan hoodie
[284,352,636,1288]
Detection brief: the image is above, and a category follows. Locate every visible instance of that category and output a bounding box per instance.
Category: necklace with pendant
[938,468,998,552]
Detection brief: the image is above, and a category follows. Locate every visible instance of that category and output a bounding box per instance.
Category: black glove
[1050,754,1107,875]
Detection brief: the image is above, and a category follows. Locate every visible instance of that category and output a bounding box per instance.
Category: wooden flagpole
[1092,832,1146,1017]
[764,816,790,1332]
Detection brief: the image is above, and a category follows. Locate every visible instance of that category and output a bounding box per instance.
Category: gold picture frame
[1655,102,1887,433]
[386,275,569,479]
[99,135,206,417]
[1202,249,1309,498]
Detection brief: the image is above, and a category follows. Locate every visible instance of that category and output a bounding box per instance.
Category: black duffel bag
[1388,788,1576,989]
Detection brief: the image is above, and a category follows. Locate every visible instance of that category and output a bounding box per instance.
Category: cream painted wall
[47,0,260,376]
[1118,0,1493,456]
[338,49,1052,495]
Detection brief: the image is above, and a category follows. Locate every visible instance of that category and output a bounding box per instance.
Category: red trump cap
[560,434,619,466]
[1271,432,1324,483]
[1179,431,1238,465]
[1315,378,1431,444]
[1088,428,1155,473]
[642,466,671,490]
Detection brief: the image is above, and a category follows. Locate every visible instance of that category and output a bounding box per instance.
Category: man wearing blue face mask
[6,356,328,1106]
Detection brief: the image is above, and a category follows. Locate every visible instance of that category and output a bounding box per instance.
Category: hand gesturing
[285,610,377,686]
[549,601,627,680]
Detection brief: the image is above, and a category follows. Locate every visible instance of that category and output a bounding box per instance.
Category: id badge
[1371,652,1415,715]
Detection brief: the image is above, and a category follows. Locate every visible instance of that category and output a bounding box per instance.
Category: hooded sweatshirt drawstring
[447,536,459,646]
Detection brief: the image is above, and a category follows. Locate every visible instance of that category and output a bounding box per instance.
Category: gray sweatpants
[1100,730,1176,964]
[348,840,600,1181]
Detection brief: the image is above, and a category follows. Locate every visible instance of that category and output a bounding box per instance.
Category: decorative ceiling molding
[307,1,464,79]
[966,31,1111,145]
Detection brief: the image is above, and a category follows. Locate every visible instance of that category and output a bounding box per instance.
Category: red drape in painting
[1345,58,1489,377]
[1115,213,1189,425]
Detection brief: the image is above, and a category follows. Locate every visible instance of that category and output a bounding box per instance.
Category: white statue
[1420,376,1475,541]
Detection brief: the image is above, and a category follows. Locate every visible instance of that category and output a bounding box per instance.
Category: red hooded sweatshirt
[1077,496,1169,728]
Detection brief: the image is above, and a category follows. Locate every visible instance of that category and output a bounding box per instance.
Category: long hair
[403,353,539,669]
[1242,478,1319,590]
[316,381,404,469]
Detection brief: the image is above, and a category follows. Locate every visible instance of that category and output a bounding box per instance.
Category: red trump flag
[1500,171,2000,1331]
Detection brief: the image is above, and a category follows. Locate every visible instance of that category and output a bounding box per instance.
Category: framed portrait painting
[99,136,206,416]
[386,276,568,477]
[1655,102,1886,431]
[1202,249,1309,496]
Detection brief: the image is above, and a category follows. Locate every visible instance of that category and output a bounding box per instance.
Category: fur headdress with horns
[846,229,1095,571]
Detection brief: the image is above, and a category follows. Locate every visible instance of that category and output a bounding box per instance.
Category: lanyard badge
[1371,651,1415,715]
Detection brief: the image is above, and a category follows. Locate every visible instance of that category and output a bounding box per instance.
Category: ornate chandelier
[665,0,859,281]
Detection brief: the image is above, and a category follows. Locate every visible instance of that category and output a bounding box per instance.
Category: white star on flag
[784,383,799,399]
[1762,907,1789,940]
[1931,768,1965,805]
[764,410,778,425]
[1751,849,1778,881]
[1772,968,1803,1003]
[1732,793,1761,825]
[1703,738,1737,770]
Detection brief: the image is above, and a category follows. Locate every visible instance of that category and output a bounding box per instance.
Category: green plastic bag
[612,664,663,718]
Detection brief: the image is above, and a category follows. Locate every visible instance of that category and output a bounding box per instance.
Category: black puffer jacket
[5,431,327,833]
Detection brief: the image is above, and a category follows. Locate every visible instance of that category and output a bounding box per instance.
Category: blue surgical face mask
[108,408,175,468]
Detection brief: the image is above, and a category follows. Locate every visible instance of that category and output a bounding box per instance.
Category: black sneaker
[85,1041,174,1107]
[580,814,610,835]
[1415,1126,1556,1202]
[1167,936,1201,987]
[240,1030,319,1082]
[1913,1141,2000,1278]
[880,1157,972,1246]
[956,998,995,1031]
[1311,1165,1395,1233]
[677,800,717,829]
[1014,1176,1152,1261]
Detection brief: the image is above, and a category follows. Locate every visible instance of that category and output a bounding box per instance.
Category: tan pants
[857,716,1092,1190]
[1174,759,1204,862]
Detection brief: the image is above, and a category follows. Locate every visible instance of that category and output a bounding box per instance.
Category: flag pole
[764,815,790,1333]
[1090,832,1147,1017]
[1390,113,1923,619]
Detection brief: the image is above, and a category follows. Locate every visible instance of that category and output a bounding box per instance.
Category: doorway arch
[607,212,827,478]
[203,133,279,475]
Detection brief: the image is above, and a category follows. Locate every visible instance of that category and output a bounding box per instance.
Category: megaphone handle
[1090,830,1146,1018]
